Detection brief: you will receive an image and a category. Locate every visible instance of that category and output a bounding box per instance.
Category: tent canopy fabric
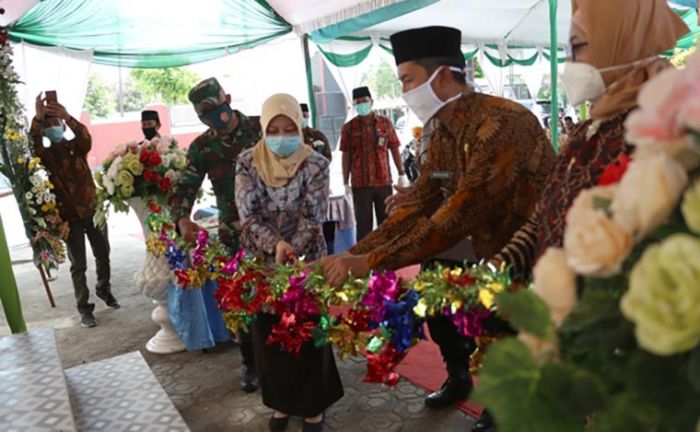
[5,0,698,68]
[8,0,292,68]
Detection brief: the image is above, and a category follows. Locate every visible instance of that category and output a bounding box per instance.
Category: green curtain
[542,48,567,64]
[318,43,373,68]
[9,0,292,68]
[482,50,540,67]
[667,8,699,53]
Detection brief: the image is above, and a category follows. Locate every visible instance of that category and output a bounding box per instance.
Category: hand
[320,253,370,287]
[385,184,413,215]
[275,240,296,265]
[177,218,202,245]
[34,93,46,120]
[344,184,352,197]
[45,102,69,121]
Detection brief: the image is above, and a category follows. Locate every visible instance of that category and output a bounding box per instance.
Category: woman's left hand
[275,240,296,265]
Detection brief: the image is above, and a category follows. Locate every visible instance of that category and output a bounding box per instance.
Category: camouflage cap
[188,77,226,116]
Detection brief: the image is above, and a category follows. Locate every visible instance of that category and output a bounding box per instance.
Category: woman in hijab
[477,1,689,431]
[235,93,343,432]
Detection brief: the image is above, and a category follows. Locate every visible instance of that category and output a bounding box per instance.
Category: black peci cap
[390,26,465,68]
[352,86,372,100]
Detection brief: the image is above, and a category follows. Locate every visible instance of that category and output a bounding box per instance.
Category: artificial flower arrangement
[144,211,514,385]
[94,135,187,225]
[471,53,700,432]
[0,25,68,272]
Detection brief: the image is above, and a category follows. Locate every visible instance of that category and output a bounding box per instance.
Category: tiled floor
[0,328,76,432]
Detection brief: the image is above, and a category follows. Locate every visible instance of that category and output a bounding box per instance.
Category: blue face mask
[266,135,302,157]
[355,102,372,116]
[45,126,64,143]
[202,103,234,130]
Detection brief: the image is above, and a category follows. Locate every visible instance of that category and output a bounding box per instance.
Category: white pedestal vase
[127,198,185,354]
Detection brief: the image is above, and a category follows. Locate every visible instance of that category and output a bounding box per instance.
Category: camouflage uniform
[168,78,261,251]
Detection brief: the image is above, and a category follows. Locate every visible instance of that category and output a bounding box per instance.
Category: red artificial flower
[598,154,631,186]
[139,150,151,165]
[364,346,406,386]
[266,312,315,355]
[147,201,161,213]
[158,177,172,192]
[143,170,160,183]
[215,271,268,315]
[148,152,162,167]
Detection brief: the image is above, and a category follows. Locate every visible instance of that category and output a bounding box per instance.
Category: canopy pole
[549,0,559,152]
[0,214,27,334]
[301,35,317,127]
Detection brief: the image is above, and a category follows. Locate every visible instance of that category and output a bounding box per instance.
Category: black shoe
[302,415,324,432]
[101,294,120,309]
[424,375,473,409]
[80,312,97,328]
[268,415,289,432]
[472,410,496,432]
[240,368,259,393]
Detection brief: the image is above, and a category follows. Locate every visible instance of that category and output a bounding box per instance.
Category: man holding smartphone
[30,92,119,328]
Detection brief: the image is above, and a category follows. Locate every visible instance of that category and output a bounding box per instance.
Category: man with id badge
[340,86,407,242]
[322,26,555,417]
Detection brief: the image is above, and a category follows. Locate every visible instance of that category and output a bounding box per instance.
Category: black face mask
[142,127,158,140]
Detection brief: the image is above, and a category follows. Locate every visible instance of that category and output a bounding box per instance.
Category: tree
[130,68,201,105]
[360,58,402,99]
[118,78,148,112]
[83,74,116,118]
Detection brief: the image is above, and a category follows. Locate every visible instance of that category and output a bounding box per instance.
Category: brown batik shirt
[30,116,96,223]
[350,92,556,270]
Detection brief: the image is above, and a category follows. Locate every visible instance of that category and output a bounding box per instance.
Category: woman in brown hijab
[476,1,688,431]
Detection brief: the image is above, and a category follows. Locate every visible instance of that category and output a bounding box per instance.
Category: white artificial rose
[633,135,700,172]
[106,156,122,180]
[564,186,633,277]
[533,248,577,327]
[156,137,171,153]
[612,153,688,238]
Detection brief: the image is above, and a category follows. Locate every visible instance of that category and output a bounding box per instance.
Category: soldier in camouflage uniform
[168,77,261,392]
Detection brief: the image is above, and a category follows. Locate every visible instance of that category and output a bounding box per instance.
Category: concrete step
[0,327,77,432]
[64,351,190,432]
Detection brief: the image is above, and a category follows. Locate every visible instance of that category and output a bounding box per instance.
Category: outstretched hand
[319,253,371,287]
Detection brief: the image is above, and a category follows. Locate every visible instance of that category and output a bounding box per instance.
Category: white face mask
[402,66,464,124]
[560,57,656,106]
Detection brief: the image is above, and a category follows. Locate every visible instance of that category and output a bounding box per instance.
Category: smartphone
[45,90,57,104]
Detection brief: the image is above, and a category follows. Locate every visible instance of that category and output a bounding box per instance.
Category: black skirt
[251,313,344,417]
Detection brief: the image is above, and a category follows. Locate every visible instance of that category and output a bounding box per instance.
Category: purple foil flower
[447,308,491,338]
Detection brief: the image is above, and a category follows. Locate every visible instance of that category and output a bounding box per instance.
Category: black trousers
[352,185,392,242]
[65,217,112,314]
[323,221,336,255]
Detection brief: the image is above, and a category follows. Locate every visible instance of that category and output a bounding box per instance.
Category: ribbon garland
[145,212,515,385]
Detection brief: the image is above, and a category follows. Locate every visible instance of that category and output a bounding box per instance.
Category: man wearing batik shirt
[321,26,555,413]
[168,77,260,392]
[30,94,119,329]
[340,86,406,242]
[300,103,332,161]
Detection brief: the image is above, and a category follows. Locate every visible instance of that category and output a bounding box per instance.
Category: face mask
[44,126,64,143]
[355,102,372,116]
[266,135,302,157]
[202,103,234,130]
[402,66,463,124]
[142,127,158,140]
[561,57,655,106]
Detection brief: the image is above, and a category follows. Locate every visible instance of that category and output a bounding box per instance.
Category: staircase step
[64,351,190,431]
[0,327,77,432]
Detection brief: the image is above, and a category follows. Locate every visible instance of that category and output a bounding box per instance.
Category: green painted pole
[0,214,27,334]
[549,0,559,152]
[301,34,318,127]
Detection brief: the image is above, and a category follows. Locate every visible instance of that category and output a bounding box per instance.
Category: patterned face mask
[202,103,234,131]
